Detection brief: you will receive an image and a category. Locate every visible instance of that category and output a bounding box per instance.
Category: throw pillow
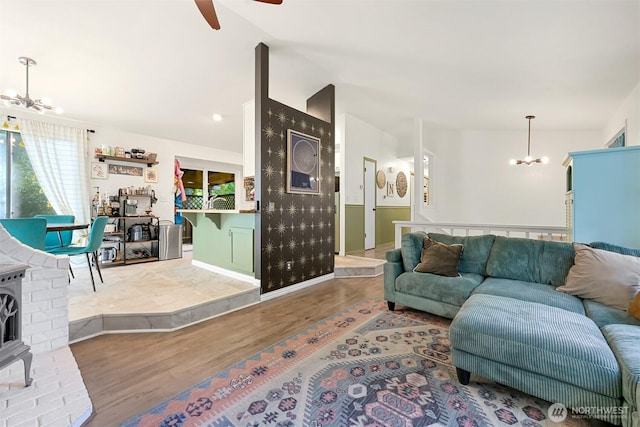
[413,237,463,277]
[557,243,640,310]
[629,293,640,320]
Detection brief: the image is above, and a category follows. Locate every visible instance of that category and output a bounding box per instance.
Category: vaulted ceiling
[1,0,638,152]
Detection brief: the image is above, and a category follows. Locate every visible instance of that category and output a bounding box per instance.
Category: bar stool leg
[92,251,103,283]
[85,252,96,292]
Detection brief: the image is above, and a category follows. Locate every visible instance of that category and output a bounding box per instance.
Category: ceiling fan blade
[255,0,283,4]
[194,0,221,30]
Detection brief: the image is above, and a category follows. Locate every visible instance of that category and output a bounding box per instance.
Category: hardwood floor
[71,276,384,426]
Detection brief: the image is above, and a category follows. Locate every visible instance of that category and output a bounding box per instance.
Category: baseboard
[260,273,335,301]
[191,260,261,287]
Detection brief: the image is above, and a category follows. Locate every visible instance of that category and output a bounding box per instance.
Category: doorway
[364,158,376,250]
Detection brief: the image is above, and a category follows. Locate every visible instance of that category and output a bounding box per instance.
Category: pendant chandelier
[509,115,548,166]
[1,57,63,114]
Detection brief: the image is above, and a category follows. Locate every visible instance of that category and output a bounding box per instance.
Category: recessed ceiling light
[212,113,222,122]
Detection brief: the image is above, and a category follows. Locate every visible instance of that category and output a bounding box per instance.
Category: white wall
[0,107,245,221]
[88,128,243,221]
[424,129,600,226]
[342,113,411,207]
[602,82,640,147]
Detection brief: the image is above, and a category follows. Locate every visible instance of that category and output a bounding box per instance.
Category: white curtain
[16,118,91,224]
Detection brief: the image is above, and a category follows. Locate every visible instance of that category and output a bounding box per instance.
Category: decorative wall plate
[396,171,408,198]
[376,170,386,189]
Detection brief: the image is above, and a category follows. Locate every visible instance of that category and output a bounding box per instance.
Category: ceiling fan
[195,0,283,30]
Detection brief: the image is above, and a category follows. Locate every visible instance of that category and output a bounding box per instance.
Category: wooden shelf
[126,239,158,244]
[125,256,159,264]
[95,154,158,167]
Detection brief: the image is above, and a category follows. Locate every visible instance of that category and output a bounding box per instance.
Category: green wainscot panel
[182,212,255,275]
[375,206,411,246]
[345,204,365,253]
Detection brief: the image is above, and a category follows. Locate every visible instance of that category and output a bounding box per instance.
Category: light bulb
[4,89,17,97]
[55,106,64,114]
[525,156,532,163]
[212,113,222,122]
[541,156,549,164]
[509,159,517,165]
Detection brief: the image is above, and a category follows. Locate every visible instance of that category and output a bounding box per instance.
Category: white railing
[393,221,568,248]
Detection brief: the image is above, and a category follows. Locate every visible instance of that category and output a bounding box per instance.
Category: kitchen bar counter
[178,209,256,280]
[177,209,255,229]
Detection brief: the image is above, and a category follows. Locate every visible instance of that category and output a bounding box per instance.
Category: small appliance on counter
[124,199,138,216]
[128,224,143,242]
[98,247,117,263]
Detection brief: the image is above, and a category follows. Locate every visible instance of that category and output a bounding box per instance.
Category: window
[0,129,55,218]
[606,128,625,148]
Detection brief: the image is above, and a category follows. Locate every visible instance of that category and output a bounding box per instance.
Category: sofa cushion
[583,299,640,328]
[413,237,463,277]
[601,324,640,412]
[427,233,495,275]
[557,243,640,310]
[472,277,585,314]
[485,236,574,286]
[590,241,640,257]
[400,231,427,272]
[394,272,484,307]
[451,294,621,398]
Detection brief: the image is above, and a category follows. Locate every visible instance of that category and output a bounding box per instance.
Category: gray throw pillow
[557,243,640,310]
[413,237,463,277]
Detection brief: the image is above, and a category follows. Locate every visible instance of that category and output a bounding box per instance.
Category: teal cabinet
[568,146,640,249]
[182,211,256,276]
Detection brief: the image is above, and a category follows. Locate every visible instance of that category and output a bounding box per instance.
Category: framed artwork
[387,182,394,197]
[244,176,255,201]
[91,162,108,179]
[144,167,158,183]
[108,163,143,176]
[286,129,320,195]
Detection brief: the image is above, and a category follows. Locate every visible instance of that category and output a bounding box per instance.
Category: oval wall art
[396,171,408,198]
[376,170,386,189]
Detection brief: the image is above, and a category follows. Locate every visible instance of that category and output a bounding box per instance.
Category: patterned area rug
[122,300,590,427]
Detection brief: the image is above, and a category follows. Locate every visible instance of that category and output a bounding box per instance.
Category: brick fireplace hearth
[0,226,92,426]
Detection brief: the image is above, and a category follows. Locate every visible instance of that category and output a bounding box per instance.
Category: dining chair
[49,216,108,292]
[34,214,76,250]
[0,218,47,251]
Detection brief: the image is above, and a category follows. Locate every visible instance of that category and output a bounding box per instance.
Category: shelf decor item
[286,129,320,195]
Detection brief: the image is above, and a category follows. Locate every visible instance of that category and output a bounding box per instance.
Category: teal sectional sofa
[384,232,640,426]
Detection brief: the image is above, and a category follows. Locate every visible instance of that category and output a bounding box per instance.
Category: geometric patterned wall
[259,98,335,293]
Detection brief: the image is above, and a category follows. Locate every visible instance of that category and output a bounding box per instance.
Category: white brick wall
[0,226,69,354]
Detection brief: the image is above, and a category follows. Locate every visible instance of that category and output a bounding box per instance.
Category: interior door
[364,159,375,250]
